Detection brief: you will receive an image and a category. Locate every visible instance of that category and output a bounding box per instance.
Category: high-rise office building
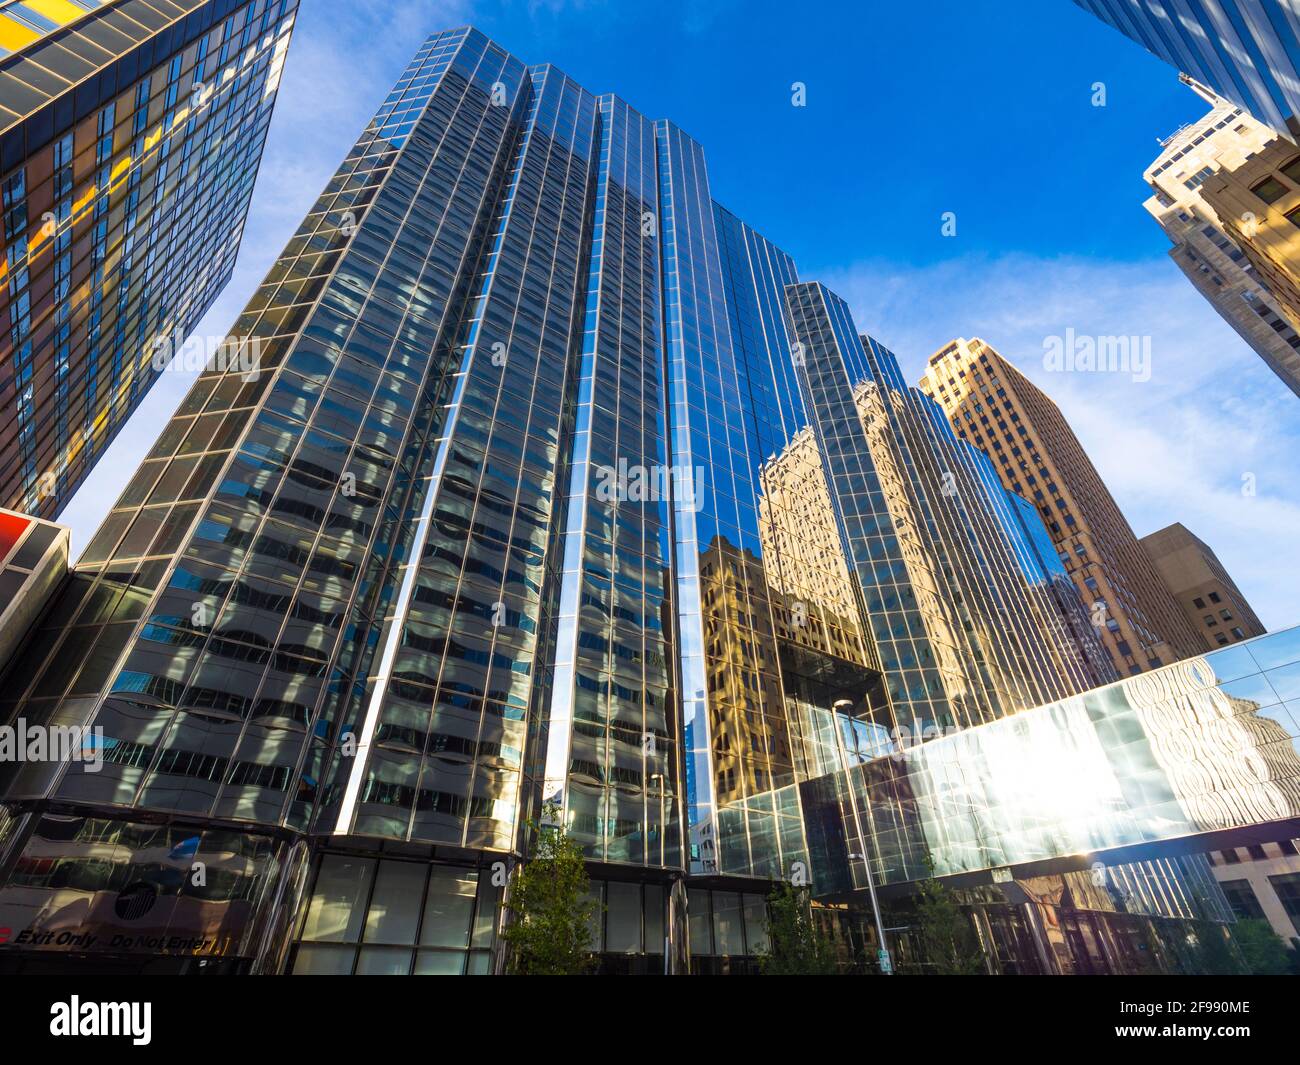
[1144,77,1300,396]
[0,0,296,519]
[1072,0,1300,136]
[0,25,1296,977]
[1140,521,1266,650]
[781,288,1106,733]
[919,338,1205,679]
[1200,131,1300,336]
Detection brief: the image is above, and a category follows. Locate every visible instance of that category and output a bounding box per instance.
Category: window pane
[420,866,477,947]
[364,860,425,944]
[414,949,467,975]
[470,873,497,947]
[712,891,744,955]
[1252,175,1288,204]
[292,943,355,975]
[356,946,413,975]
[300,856,374,942]
[605,881,641,954]
[1251,628,1300,671]
[742,894,770,955]
[644,884,665,955]
[688,889,712,955]
[1268,872,1300,934]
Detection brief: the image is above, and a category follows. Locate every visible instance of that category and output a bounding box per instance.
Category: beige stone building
[919,338,1204,679]
[1139,522,1265,651]
[1201,122,1300,348]
[1209,841,1300,948]
[1144,78,1300,397]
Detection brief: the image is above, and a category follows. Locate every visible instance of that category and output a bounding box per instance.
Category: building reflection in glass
[831,629,1300,888]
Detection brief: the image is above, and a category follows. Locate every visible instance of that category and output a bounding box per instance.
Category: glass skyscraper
[0,0,296,519]
[0,25,1296,976]
[1073,0,1300,134]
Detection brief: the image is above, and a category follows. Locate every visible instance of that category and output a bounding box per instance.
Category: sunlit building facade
[920,338,1206,679]
[1140,521,1266,650]
[1144,76,1300,396]
[0,25,1294,976]
[1201,129,1300,338]
[0,0,296,518]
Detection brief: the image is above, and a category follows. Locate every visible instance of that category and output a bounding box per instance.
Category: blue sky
[60,0,1300,628]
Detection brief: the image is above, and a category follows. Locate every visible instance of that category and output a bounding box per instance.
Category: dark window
[1267,873,1300,935]
[1252,174,1289,204]
[1219,879,1265,920]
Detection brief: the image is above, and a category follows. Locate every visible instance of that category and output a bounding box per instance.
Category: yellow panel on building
[23,0,88,26]
[0,17,41,53]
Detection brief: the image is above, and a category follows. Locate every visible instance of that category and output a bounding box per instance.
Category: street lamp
[832,697,893,975]
[846,850,893,975]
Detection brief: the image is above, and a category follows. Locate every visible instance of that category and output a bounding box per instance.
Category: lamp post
[832,697,893,974]
[847,849,893,975]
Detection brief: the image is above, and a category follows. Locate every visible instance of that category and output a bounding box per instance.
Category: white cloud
[817,252,1300,630]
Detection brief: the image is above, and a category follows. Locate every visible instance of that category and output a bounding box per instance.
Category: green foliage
[1180,919,1245,975]
[1231,918,1293,975]
[759,883,839,975]
[914,863,985,975]
[502,803,598,975]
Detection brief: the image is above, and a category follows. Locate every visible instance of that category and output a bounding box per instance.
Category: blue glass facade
[1075,0,1300,132]
[0,24,1292,975]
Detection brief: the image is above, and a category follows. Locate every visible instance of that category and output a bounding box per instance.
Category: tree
[759,883,839,975]
[914,862,985,975]
[502,803,598,975]
[1231,918,1293,975]
[1179,919,1244,975]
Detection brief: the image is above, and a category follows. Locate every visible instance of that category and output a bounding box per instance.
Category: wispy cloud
[817,252,1300,630]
